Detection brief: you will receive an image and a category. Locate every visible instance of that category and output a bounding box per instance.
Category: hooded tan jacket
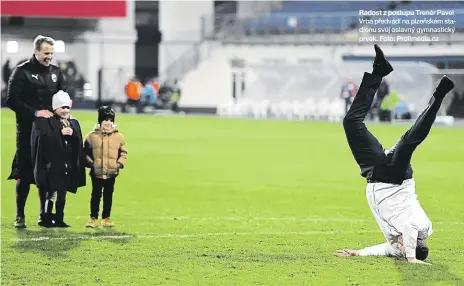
[84,124,127,179]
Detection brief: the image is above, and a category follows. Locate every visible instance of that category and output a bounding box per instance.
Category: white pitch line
[94,216,369,222]
[71,216,464,224]
[50,216,371,222]
[2,216,369,222]
[3,216,463,224]
[6,230,380,243]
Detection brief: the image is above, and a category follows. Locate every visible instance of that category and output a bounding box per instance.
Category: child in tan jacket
[84,106,127,227]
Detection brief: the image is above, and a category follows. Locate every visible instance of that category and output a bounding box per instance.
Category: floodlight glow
[6,41,18,53]
[55,40,65,53]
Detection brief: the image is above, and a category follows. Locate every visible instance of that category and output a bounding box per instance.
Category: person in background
[171,79,182,113]
[369,79,390,120]
[124,77,142,113]
[375,79,390,110]
[152,80,161,101]
[340,76,358,114]
[140,80,157,107]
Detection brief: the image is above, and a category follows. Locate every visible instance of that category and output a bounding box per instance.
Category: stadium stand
[243,1,464,35]
[215,61,442,120]
[171,1,464,120]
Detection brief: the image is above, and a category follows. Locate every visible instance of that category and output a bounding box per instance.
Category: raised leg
[343,44,394,169]
[343,72,387,168]
[388,76,455,173]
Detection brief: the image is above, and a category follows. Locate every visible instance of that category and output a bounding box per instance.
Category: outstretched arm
[334,243,430,265]
[334,243,397,257]
[359,243,397,256]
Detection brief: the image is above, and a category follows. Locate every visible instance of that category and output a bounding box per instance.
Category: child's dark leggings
[90,176,116,219]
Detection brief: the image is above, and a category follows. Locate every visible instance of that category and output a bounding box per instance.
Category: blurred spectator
[119,77,182,113]
[58,61,87,100]
[140,80,157,106]
[371,80,390,119]
[152,81,160,99]
[170,79,182,112]
[124,77,142,113]
[155,79,182,111]
[379,91,401,122]
[446,89,464,118]
[394,100,412,120]
[2,58,30,106]
[158,80,173,106]
[340,76,358,113]
[376,80,390,108]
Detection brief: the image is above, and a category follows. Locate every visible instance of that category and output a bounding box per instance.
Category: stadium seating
[244,1,464,35]
[372,1,464,31]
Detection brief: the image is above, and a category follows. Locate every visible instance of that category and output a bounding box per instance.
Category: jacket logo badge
[31,74,38,80]
[51,74,57,82]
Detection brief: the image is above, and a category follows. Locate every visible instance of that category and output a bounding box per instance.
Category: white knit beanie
[52,90,72,110]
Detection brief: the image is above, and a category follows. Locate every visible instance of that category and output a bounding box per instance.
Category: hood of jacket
[93,123,119,134]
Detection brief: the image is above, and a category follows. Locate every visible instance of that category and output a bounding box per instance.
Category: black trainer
[434,75,455,97]
[14,217,27,229]
[372,44,394,77]
[54,221,71,228]
[38,214,54,228]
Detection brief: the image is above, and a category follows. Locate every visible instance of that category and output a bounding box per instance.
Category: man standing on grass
[334,44,455,265]
[6,35,67,228]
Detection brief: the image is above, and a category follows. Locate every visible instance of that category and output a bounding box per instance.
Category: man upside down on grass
[334,44,455,265]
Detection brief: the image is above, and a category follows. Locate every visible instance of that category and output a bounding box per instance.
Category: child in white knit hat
[31,90,86,228]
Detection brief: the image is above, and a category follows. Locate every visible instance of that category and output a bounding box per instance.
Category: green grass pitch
[1,109,464,285]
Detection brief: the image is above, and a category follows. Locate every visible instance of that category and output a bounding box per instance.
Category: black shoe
[14,217,27,229]
[38,219,55,228]
[372,44,393,77]
[38,214,55,228]
[54,221,70,228]
[435,75,455,97]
